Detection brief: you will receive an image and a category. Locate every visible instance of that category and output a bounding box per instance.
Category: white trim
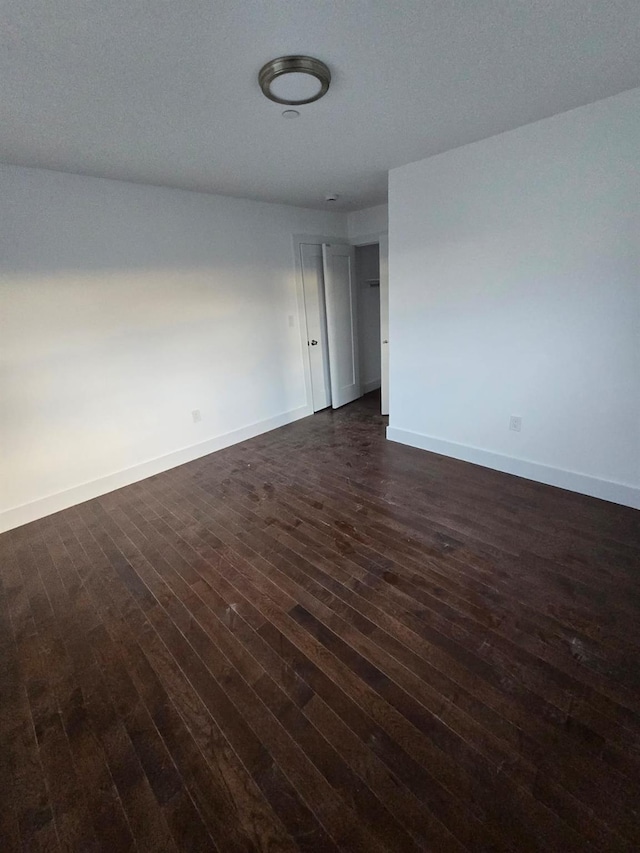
[363,379,381,394]
[386,426,640,510]
[0,405,313,533]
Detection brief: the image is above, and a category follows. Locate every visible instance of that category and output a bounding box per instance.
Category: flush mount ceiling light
[259,55,331,105]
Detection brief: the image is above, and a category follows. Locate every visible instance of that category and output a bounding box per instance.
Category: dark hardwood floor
[1,392,639,852]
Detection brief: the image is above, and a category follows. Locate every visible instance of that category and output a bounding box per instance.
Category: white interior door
[300,243,332,411]
[379,234,389,415]
[322,243,361,408]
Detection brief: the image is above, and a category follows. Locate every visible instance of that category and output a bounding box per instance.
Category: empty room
[1,1,639,851]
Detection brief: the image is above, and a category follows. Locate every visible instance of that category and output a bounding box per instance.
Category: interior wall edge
[0,404,313,534]
[349,231,388,247]
[386,426,640,510]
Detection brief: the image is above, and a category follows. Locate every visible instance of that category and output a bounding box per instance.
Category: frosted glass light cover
[269,72,323,103]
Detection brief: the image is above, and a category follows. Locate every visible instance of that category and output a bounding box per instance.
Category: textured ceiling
[1,0,639,209]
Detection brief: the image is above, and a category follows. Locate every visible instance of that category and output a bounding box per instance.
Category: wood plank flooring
[1,392,639,851]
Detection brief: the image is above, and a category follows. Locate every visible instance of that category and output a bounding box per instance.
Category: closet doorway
[297,237,388,415]
[357,236,389,416]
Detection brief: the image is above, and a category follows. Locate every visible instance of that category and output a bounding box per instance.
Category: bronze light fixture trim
[259,55,331,105]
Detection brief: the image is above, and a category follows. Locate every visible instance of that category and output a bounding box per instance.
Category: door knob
[309,340,318,346]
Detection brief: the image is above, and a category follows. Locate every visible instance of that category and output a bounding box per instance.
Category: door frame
[293,230,388,414]
[292,233,347,413]
[350,230,389,415]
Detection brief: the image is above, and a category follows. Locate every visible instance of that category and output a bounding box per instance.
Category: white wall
[388,88,640,509]
[348,203,388,243]
[0,165,346,530]
[355,244,381,393]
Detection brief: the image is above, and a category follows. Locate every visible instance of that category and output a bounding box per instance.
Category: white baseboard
[0,405,313,534]
[363,379,382,394]
[386,426,640,510]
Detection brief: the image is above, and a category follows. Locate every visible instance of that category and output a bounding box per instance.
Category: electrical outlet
[192,409,202,423]
[288,314,295,328]
[509,415,522,432]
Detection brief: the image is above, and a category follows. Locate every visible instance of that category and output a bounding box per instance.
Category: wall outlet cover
[509,415,522,432]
